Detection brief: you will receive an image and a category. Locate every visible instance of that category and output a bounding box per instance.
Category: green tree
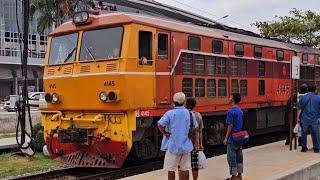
[30,0,91,34]
[253,9,320,48]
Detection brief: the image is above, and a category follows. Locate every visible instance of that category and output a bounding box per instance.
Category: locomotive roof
[53,12,320,55]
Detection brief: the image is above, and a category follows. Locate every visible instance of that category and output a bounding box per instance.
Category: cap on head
[173,92,186,104]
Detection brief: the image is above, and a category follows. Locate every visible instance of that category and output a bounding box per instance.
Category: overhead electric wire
[167,0,257,32]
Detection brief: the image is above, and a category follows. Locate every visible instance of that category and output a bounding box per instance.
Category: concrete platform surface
[0,137,17,150]
[122,136,320,180]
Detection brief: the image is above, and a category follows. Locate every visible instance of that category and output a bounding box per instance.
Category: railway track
[12,132,287,180]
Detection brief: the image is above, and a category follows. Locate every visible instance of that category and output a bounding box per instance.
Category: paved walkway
[0,137,17,150]
[122,136,320,180]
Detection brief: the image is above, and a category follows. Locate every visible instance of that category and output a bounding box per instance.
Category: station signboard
[291,56,300,79]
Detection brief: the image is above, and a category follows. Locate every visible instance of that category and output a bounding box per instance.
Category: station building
[0,0,48,99]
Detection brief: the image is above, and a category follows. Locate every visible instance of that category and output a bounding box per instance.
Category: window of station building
[188,36,201,51]
[259,80,265,96]
[276,50,284,61]
[158,33,168,59]
[212,40,223,54]
[195,55,205,75]
[240,80,247,96]
[235,44,244,56]
[31,34,37,45]
[231,79,239,93]
[239,59,247,76]
[195,79,205,97]
[218,79,227,97]
[182,78,193,97]
[216,57,227,74]
[182,53,193,74]
[302,54,308,64]
[207,79,216,97]
[4,32,10,42]
[259,61,265,77]
[139,31,152,65]
[254,46,262,58]
[207,56,216,75]
[230,59,238,76]
[40,35,47,45]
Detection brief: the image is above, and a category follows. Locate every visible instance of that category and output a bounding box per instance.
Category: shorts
[191,151,199,171]
[163,151,191,171]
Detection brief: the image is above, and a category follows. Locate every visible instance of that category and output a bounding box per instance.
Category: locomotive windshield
[80,26,123,61]
[48,33,78,65]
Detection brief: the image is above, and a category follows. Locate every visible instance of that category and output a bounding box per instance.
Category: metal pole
[289,79,294,151]
[21,0,30,145]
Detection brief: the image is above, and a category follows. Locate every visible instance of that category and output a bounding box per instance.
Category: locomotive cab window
[302,54,308,64]
[158,33,168,59]
[212,40,223,54]
[188,36,201,51]
[276,50,284,61]
[318,55,320,65]
[80,27,123,61]
[254,46,262,58]
[235,44,244,56]
[139,31,153,65]
[49,33,78,65]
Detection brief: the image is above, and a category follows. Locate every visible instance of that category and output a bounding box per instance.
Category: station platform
[0,137,17,150]
[122,136,320,180]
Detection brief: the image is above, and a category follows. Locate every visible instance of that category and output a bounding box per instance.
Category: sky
[155,0,320,33]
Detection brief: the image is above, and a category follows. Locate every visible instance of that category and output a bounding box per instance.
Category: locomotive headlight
[52,93,60,103]
[44,93,52,102]
[99,92,108,101]
[108,91,117,102]
[73,11,89,25]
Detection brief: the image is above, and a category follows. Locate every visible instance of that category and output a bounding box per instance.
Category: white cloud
[155,0,320,33]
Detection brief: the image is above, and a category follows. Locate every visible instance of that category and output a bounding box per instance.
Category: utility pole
[21,0,30,145]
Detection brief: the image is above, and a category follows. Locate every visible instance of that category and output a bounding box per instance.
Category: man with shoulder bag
[224,93,248,180]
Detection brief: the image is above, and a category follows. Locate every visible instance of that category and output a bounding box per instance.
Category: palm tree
[30,0,91,34]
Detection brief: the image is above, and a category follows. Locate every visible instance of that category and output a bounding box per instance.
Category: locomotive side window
[302,54,308,64]
[139,31,153,65]
[240,80,247,96]
[188,36,201,51]
[182,78,193,97]
[207,56,216,75]
[195,55,205,75]
[49,33,78,64]
[231,79,239,93]
[182,53,193,74]
[212,40,223,54]
[315,67,320,78]
[218,79,227,97]
[195,79,205,97]
[216,57,227,74]
[276,50,284,61]
[259,61,265,77]
[259,80,265,96]
[254,46,262,58]
[239,59,247,76]
[80,27,123,61]
[235,44,244,56]
[158,33,168,59]
[207,79,216,97]
[230,59,238,76]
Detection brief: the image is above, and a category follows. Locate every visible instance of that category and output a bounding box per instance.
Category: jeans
[301,123,319,152]
[227,143,243,176]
